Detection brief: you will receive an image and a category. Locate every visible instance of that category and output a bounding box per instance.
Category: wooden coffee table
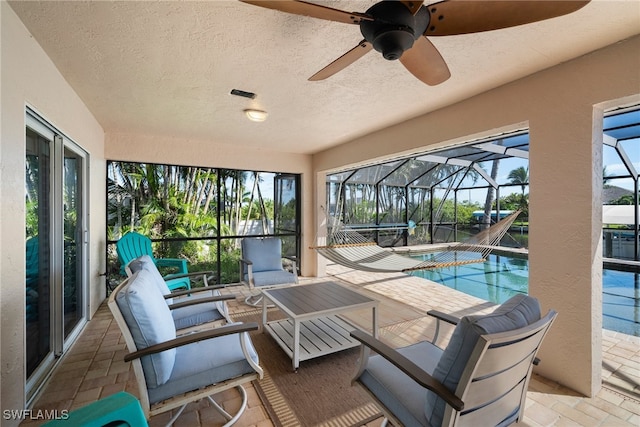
[262,281,379,371]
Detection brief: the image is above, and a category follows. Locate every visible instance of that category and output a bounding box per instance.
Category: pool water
[411,252,640,337]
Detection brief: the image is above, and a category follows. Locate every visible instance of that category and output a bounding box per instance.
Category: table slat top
[263,281,377,317]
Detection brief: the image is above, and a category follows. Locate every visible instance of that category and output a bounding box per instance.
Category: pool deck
[20,262,640,427]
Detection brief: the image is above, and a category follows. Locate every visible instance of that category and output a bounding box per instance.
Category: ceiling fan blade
[309,41,373,81]
[424,0,590,36]
[400,36,450,85]
[239,0,372,24]
[399,1,424,15]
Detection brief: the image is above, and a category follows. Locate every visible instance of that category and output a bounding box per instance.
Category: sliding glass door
[25,110,88,402]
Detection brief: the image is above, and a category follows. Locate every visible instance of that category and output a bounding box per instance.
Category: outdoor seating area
[20,263,640,427]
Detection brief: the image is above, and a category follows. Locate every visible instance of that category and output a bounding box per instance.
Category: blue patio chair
[116,231,190,291]
[240,237,298,306]
[127,255,233,331]
[108,269,263,426]
[350,294,557,427]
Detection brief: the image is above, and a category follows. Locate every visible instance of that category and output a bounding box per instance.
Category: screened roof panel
[327,170,354,183]
[346,160,404,185]
[327,109,637,188]
[411,164,467,188]
[619,139,639,165]
[605,124,640,141]
[381,158,439,186]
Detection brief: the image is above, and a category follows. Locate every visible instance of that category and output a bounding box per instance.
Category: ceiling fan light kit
[244,109,268,122]
[241,0,590,86]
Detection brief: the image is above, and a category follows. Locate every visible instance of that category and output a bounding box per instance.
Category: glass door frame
[25,109,89,404]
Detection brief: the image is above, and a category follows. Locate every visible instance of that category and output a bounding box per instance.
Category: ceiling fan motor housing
[360,1,430,60]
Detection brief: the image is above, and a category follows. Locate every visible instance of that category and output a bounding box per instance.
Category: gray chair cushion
[147,324,260,404]
[116,269,177,388]
[242,238,283,273]
[127,255,172,303]
[360,341,442,427]
[245,270,297,288]
[425,294,541,426]
[171,290,226,330]
[130,256,227,329]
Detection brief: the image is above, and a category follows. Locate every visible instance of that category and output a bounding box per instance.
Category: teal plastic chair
[116,231,190,291]
[42,391,147,426]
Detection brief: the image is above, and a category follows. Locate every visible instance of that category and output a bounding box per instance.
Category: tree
[508,166,529,197]
[507,166,529,212]
[482,159,500,229]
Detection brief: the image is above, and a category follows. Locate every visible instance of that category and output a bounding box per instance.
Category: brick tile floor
[21,264,640,426]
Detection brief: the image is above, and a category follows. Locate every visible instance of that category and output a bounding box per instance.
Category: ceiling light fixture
[244,109,268,122]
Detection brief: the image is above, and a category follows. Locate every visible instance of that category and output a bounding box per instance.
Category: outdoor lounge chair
[127,255,233,330]
[350,294,557,427]
[108,269,263,426]
[116,231,191,291]
[239,237,298,306]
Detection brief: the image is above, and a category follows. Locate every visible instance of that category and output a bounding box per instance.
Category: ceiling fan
[240,0,590,85]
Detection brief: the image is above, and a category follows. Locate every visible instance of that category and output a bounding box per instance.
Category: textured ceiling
[9,0,640,155]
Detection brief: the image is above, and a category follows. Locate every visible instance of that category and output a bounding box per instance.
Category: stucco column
[313,170,328,277]
[529,105,603,396]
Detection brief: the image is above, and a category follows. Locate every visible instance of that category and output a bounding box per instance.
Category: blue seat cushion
[245,270,296,288]
[128,255,172,302]
[359,341,442,427]
[242,238,283,272]
[425,294,541,426]
[147,324,260,404]
[171,290,226,330]
[116,269,177,388]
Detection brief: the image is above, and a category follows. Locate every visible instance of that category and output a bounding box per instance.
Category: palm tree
[508,166,529,211]
[508,166,529,197]
[482,159,500,229]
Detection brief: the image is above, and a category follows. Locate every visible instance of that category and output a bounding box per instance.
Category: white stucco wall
[312,36,640,396]
[1,3,105,421]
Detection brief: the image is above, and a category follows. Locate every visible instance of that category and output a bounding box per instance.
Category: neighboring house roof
[602,186,634,204]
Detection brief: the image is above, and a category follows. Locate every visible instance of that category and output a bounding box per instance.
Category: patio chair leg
[207,385,248,427]
[162,386,248,427]
[165,403,188,427]
[244,294,274,308]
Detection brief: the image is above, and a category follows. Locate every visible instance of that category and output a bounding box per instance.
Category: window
[106,162,300,288]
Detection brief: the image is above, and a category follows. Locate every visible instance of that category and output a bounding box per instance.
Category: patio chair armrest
[427,310,459,345]
[239,259,254,286]
[166,283,226,298]
[156,258,188,271]
[124,322,259,362]
[350,329,464,411]
[426,310,459,326]
[167,294,236,310]
[163,270,215,282]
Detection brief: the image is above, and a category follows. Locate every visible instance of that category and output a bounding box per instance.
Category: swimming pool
[410,251,640,337]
